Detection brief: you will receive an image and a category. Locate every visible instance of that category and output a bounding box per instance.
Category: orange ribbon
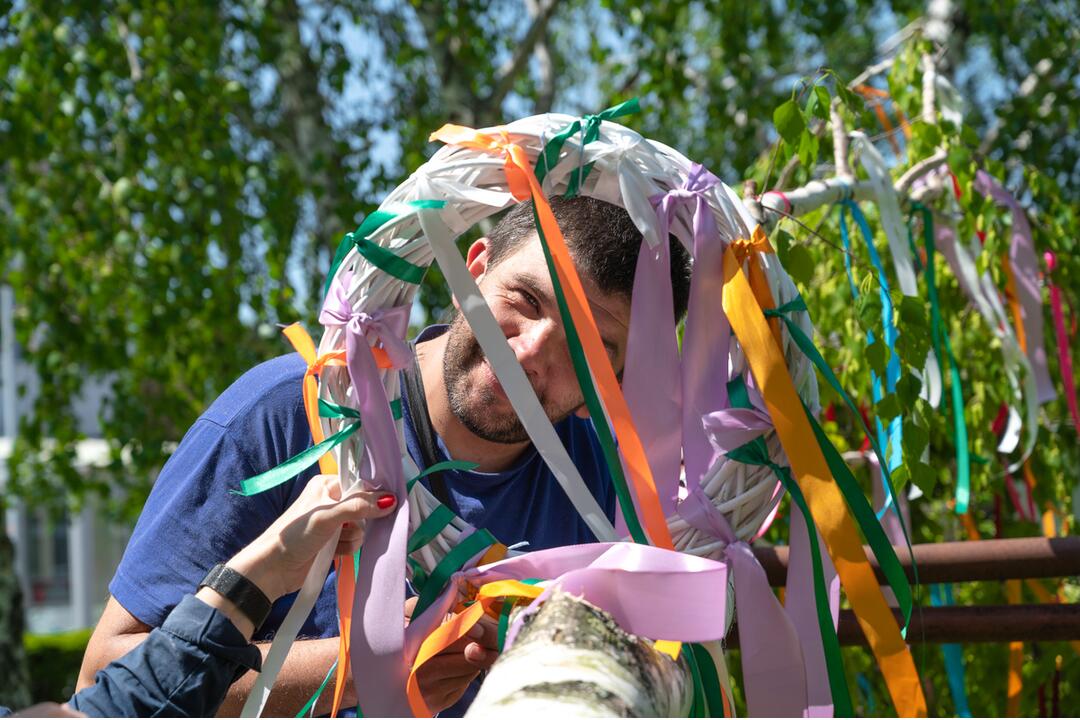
[430,124,673,550]
[282,323,354,716]
[721,239,926,716]
[406,579,545,716]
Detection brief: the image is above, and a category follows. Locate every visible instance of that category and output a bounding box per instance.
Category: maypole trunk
[466,591,693,717]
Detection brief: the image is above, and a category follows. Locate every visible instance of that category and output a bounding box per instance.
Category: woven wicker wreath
[315,111,820,576]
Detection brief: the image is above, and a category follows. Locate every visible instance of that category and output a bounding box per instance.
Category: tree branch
[528,0,555,113]
[484,0,560,115]
[115,19,143,82]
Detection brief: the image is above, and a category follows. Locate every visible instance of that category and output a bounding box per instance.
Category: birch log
[467,591,692,717]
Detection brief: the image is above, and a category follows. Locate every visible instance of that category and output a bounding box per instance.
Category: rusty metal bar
[752,536,1080,586]
[727,603,1080,647]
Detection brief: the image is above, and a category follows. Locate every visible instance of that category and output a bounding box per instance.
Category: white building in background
[1,285,132,634]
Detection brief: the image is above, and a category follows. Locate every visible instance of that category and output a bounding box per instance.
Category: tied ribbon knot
[533,97,641,192]
[677,388,822,717]
[318,273,414,717]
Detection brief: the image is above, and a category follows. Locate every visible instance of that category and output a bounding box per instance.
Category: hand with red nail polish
[226,474,398,601]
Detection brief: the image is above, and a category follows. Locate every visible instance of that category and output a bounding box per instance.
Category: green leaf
[812,85,831,121]
[785,242,816,285]
[875,392,902,422]
[897,372,923,410]
[774,99,806,146]
[901,415,929,459]
[773,228,795,264]
[797,131,819,170]
[866,340,888,376]
[909,461,938,495]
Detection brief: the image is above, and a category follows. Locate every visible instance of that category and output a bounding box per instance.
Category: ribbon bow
[534,97,641,191]
[317,274,415,717]
[618,163,723,526]
[677,449,812,717]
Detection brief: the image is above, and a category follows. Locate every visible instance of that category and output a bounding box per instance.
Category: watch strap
[198,563,273,631]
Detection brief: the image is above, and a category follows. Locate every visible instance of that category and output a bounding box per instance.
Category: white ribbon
[416,204,617,541]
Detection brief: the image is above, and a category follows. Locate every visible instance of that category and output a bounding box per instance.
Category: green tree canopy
[2,1,1078,713]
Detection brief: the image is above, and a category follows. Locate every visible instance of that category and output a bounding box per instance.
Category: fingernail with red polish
[377,494,397,509]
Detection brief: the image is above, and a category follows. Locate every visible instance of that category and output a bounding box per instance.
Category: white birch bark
[467,591,692,717]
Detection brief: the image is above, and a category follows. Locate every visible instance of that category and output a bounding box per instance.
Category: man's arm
[78,598,352,717]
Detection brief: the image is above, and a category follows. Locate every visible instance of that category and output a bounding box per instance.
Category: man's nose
[509,319,559,378]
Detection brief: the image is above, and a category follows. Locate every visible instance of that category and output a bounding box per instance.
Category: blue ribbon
[839,200,903,520]
[931,583,972,717]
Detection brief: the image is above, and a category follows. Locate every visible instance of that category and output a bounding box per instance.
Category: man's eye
[518,289,540,312]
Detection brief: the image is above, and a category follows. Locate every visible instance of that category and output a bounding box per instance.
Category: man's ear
[465,237,491,282]
[450,238,492,313]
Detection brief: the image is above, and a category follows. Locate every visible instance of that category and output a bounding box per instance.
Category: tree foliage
[2,0,1078,714]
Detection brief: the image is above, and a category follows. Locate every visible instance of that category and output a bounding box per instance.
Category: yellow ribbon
[720,236,927,717]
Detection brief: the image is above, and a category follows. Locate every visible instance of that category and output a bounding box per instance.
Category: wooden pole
[753,536,1080,585]
[727,603,1080,647]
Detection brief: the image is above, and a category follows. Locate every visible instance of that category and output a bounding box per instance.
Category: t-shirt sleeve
[109,418,294,627]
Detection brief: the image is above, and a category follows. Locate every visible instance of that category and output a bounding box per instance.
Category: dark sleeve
[68,595,262,718]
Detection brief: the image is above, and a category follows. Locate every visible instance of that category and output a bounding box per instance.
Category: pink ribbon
[408,543,733,650]
[672,414,813,717]
[1046,251,1080,431]
[662,164,734,496]
[621,216,682,527]
[319,275,415,717]
[974,171,1056,404]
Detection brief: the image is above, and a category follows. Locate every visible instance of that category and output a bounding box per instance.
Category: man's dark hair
[485,195,692,320]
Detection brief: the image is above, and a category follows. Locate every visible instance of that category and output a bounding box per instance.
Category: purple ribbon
[407,542,732,656]
[674,413,813,717]
[974,170,1055,404]
[656,164,733,499]
[620,219,682,527]
[320,275,415,717]
[785,503,840,717]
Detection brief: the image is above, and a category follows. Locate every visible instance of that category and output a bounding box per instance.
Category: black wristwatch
[198,564,273,631]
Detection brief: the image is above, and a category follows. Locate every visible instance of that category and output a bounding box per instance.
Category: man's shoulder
[201,353,307,430]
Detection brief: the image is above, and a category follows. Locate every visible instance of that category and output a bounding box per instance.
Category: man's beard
[442,312,582,444]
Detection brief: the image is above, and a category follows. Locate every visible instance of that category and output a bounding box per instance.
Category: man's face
[443,234,631,444]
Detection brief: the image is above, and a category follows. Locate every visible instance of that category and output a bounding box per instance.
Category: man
[4,474,395,718]
[78,196,692,715]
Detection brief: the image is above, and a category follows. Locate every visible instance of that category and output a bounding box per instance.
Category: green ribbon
[725,378,853,717]
[689,644,727,718]
[911,202,970,514]
[763,298,918,570]
[235,399,407,496]
[319,398,402,421]
[804,405,914,632]
[295,660,337,718]
[322,199,444,299]
[684,644,708,717]
[234,422,360,496]
[407,504,455,554]
[406,459,479,492]
[413,528,498,618]
[407,556,429,594]
[534,98,641,196]
[530,204,649,544]
[495,577,543,651]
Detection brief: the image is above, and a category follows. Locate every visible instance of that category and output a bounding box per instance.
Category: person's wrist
[195,586,256,640]
[227,544,284,601]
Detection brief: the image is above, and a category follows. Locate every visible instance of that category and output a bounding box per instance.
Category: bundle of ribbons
[227,102,964,718]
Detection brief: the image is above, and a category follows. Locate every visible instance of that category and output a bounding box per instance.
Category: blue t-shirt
[111,331,616,702]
